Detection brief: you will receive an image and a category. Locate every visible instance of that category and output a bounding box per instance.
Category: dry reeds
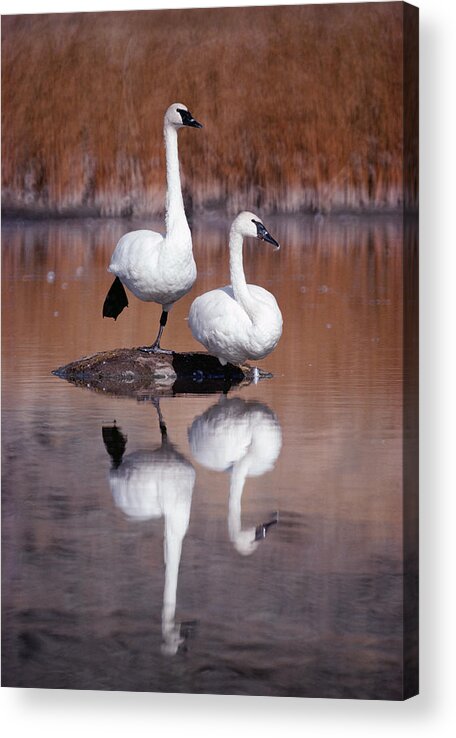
[2,4,407,216]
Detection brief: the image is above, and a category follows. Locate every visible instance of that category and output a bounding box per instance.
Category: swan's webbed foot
[139,344,173,355]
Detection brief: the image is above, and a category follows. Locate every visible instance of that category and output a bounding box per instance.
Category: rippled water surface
[2,215,404,698]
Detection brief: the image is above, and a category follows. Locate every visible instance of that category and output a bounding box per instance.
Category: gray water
[2,214,405,698]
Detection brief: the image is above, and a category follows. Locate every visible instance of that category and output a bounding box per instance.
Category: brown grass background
[2,3,408,216]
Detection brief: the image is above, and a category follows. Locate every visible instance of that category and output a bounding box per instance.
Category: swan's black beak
[254,511,279,541]
[252,220,280,250]
[178,108,203,128]
[186,116,203,129]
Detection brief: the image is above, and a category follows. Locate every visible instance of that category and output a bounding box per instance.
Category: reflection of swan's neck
[229,228,257,321]
[164,123,189,240]
[228,452,257,556]
[161,513,185,654]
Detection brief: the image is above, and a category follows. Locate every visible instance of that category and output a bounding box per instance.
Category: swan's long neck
[229,228,258,320]
[164,124,189,239]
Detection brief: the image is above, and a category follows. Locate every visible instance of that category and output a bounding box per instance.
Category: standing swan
[188,211,282,366]
[103,103,203,353]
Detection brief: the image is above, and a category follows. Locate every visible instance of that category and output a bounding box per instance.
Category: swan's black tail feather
[102,424,127,468]
[103,277,128,320]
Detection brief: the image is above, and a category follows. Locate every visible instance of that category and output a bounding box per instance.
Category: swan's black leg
[151,397,168,439]
[140,310,173,354]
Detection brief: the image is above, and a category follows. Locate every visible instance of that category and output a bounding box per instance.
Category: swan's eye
[177,108,191,124]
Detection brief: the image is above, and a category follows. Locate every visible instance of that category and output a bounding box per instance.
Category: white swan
[102,402,195,656]
[103,103,202,353]
[188,211,283,366]
[188,397,282,556]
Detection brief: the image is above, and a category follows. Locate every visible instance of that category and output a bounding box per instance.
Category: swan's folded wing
[189,287,251,355]
[109,230,164,275]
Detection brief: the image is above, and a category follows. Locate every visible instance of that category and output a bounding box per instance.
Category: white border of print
[1,1,455,737]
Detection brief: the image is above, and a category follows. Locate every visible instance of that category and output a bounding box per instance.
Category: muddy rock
[53,348,271,397]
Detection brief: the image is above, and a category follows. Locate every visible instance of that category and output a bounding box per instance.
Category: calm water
[2,214,404,698]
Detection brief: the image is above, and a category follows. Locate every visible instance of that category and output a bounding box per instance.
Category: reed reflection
[188,397,282,556]
[102,400,195,656]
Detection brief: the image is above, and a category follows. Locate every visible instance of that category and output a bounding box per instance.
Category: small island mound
[52,348,272,398]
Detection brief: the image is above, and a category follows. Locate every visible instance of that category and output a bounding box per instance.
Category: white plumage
[109,229,195,308]
[103,406,195,656]
[103,103,202,352]
[188,211,283,366]
[188,397,282,556]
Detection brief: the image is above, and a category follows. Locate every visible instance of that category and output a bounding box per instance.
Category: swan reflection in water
[188,397,282,556]
[102,400,195,656]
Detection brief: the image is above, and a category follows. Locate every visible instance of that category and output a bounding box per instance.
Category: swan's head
[233,514,278,557]
[161,623,184,657]
[165,103,203,129]
[232,211,280,250]
[233,529,261,557]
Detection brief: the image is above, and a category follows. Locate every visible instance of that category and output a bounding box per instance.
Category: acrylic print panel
[1,2,418,699]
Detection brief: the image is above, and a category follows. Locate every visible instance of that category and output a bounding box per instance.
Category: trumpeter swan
[188,397,282,556]
[188,211,282,366]
[103,103,203,353]
[102,401,195,656]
